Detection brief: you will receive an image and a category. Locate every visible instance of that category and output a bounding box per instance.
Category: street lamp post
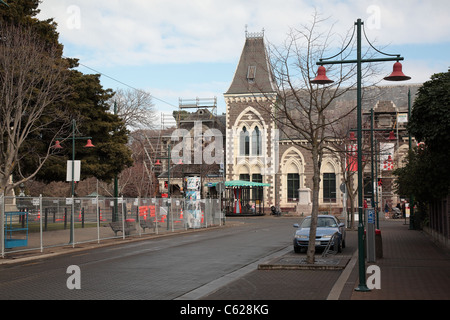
[350,126,396,229]
[370,108,376,223]
[155,143,172,230]
[54,119,94,245]
[311,18,410,291]
[407,89,415,230]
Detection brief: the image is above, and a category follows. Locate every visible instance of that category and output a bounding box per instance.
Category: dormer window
[247,66,256,82]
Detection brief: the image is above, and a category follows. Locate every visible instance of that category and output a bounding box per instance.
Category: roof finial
[245,28,265,39]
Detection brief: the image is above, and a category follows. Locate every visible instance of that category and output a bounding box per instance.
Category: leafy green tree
[0,0,62,53]
[409,69,450,152]
[1,0,133,194]
[394,69,450,202]
[33,64,134,184]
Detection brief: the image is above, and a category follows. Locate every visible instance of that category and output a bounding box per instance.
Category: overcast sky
[37,0,450,120]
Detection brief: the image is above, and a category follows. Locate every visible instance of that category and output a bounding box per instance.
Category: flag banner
[347,144,357,171]
[380,142,395,171]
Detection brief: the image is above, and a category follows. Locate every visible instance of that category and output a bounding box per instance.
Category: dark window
[252,174,263,201]
[323,173,336,203]
[287,173,299,202]
[239,174,250,204]
[239,174,250,181]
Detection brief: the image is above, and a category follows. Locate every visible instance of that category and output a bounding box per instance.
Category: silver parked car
[293,215,346,253]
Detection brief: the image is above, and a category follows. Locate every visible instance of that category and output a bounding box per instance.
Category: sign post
[366,208,376,262]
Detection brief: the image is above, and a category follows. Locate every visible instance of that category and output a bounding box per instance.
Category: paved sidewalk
[350,220,450,300]
[202,219,450,300]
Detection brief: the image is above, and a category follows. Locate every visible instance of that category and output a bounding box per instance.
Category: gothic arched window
[240,126,250,156]
[251,126,261,156]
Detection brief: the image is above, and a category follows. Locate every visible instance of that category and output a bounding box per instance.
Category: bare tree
[117,131,157,198]
[110,88,157,130]
[0,22,70,195]
[266,13,380,263]
[327,110,362,230]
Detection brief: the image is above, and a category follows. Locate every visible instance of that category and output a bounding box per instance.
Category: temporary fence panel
[2,196,223,257]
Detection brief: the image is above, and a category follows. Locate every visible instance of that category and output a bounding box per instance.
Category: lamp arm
[318,24,356,63]
[317,20,403,66]
[362,23,401,59]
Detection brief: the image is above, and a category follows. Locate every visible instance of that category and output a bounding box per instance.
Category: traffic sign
[367,209,375,224]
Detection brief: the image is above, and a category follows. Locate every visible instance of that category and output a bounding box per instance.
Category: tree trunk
[306,146,321,264]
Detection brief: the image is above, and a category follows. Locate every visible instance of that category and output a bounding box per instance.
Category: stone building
[156,98,226,199]
[223,32,421,215]
[223,31,279,212]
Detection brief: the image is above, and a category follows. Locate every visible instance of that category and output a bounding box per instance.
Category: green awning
[207,180,270,188]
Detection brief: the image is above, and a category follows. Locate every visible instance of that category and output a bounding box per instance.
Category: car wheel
[336,238,343,253]
[294,246,301,253]
[332,240,342,253]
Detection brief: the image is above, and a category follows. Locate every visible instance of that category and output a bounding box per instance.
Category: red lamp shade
[384,62,411,81]
[310,66,334,84]
[53,140,63,149]
[388,131,396,141]
[84,139,95,148]
[155,159,161,165]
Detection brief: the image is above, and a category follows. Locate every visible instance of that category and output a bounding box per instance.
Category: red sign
[347,144,357,171]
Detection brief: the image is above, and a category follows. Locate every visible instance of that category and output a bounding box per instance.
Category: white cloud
[402,58,446,84]
[38,0,450,68]
[36,0,448,112]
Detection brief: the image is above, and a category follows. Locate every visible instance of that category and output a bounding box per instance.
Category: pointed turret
[225,31,276,95]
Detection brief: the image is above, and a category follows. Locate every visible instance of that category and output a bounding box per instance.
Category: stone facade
[224,33,421,215]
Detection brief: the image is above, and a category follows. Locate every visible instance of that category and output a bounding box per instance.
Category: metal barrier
[1,196,223,257]
[322,232,339,257]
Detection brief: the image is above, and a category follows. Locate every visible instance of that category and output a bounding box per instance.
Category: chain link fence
[1,196,224,257]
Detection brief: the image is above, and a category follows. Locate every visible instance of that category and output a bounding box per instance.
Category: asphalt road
[0,216,300,300]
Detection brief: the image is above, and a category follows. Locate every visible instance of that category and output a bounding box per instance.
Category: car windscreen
[300,217,337,228]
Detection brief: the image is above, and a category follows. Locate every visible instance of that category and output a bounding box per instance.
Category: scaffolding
[177,97,217,127]
[137,97,222,198]
[161,112,177,130]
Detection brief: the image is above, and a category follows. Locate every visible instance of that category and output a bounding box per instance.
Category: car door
[336,217,346,241]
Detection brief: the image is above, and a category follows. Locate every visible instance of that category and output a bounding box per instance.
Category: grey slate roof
[225,35,276,95]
